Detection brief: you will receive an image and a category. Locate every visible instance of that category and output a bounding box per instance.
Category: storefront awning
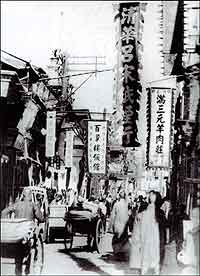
[1,70,25,98]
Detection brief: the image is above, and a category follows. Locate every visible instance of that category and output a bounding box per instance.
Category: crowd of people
[2,183,198,275]
[106,187,199,275]
[46,183,197,275]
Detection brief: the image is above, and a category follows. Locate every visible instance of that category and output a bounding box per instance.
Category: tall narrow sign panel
[88,121,107,175]
[65,130,74,168]
[45,111,56,157]
[148,87,174,168]
[119,2,142,147]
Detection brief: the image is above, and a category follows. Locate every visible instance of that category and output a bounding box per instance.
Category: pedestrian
[129,190,167,275]
[1,187,44,276]
[137,195,148,213]
[127,192,134,233]
[51,192,63,205]
[105,194,112,218]
[168,205,177,242]
[109,188,129,258]
[155,191,168,268]
[161,195,171,244]
[177,207,200,275]
[174,203,190,258]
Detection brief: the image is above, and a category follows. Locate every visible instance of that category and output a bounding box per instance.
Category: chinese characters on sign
[45,111,56,157]
[119,2,142,147]
[88,121,107,174]
[148,88,172,168]
[65,130,74,168]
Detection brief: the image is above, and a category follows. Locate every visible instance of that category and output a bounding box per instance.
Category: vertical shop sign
[65,130,74,168]
[148,88,173,168]
[88,121,107,174]
[119,2,142,147]
[45,111,56,157]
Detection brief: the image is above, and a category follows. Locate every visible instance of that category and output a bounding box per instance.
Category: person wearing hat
[51,192,63,205]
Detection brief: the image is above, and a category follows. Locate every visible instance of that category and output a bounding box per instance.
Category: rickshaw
[1,218,44,275]
[47,203,66,243]
[64,206,106,254]
[29,186,50,242]
[1,186,48,275]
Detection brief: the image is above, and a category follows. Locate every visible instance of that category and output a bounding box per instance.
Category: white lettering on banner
[45,111,56,157]
[149,88,172,168]
[123,86,134,104]
[122,64,136,83]
[88,121,107,174]
[121,26,136,44]
[119,2,142,146]
[121,6,137,24]
[65,130,74,168]
[121,45,134,63]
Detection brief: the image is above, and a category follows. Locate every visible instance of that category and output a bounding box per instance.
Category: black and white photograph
[0,1,199,275]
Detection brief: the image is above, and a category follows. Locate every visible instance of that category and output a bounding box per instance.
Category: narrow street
[1,2,199,276]
[1,233,183,276]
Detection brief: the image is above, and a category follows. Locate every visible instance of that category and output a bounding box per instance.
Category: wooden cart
[64,208,105,254]
[1,218,44,275]
[46,204,66,243]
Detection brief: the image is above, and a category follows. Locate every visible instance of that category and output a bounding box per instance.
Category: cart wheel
[64,222,73,250]
[44,222,49,243]
[45,224,49,243]
[95,219,105,254]
[87,233,95,251]
[47,228,54,243]
[46,226,49,244]
[30,234,44,275]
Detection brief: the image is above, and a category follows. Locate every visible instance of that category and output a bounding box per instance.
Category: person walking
[129,190,167,275]
[109,188,129,258]
[161,195,171,244]
[174,203,190,259]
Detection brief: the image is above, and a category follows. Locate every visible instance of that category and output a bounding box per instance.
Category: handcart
[1,218,44,275]
[47,204,66,243]
[64,207,106,254]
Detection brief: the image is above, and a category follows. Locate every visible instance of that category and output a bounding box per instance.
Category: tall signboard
[45,111,56,157]
[65,130,74,168]
[87,120,108,175]
[147,78,176,168]
[118,2,143,147]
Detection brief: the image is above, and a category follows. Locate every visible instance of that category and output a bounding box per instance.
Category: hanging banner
[65,130,74,168]
[88,120,108,174]
[45,111,56,157]
[14,100,38,151]
[68,166,78,191]
[147,78,176,168]
[58,167,67,192]
[119,2,143,147]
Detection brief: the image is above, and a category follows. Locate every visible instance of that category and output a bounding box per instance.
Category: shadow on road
[100,252,140,275]
[59,245,95,253]
[58,248,110,275]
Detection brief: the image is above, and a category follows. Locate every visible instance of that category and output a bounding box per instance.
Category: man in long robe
[109,189,129,256]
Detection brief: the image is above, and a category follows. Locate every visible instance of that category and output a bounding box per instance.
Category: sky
[1,0,161,118]
[1,1,116,112]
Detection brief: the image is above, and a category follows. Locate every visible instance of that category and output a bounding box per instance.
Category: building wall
[169,0,200,210]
